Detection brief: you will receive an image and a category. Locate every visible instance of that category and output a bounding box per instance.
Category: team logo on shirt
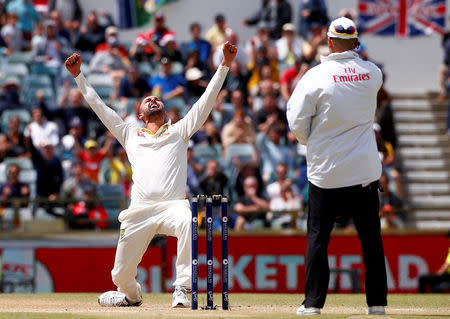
[120,229,125,239]
[137,131,145,137]
[333,67,370,83]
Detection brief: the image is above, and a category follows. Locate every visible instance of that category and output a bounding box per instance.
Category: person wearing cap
[95,26,128,58]
[185,67,207,104]
[72,133,115,183]
[276,23,304,67]
[64,41,237,308]
[31,19,72,68]
[132,12,175,57]
[287,17,387,315]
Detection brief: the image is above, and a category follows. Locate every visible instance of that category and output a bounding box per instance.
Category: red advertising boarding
[0,234,448,293]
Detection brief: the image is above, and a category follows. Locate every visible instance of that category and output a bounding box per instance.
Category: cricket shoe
[172,285,190,308]
[296,304,321,316]
[367,306,385,315]
[98,291,142,307]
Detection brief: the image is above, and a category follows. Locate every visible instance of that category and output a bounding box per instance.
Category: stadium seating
[96,183,126,229]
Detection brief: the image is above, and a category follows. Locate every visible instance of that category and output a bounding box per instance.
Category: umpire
[287,17,387,316]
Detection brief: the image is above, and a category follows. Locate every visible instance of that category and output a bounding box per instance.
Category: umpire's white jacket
[287,50,382,189]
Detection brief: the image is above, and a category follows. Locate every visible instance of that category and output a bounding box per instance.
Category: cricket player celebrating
[65,42,237,308]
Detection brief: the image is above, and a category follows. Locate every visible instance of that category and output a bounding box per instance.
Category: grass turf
[0,293,448,318]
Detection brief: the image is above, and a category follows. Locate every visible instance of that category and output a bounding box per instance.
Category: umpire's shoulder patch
[119,229,125,240]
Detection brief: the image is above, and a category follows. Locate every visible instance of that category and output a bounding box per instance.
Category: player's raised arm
[175,42,237,140]
[65,54,130,147]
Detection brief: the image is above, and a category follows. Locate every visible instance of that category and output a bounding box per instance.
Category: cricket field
[0,293,448,318]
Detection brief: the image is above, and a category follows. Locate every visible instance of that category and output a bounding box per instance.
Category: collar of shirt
[320,50,359,63]
[141,120,172,137]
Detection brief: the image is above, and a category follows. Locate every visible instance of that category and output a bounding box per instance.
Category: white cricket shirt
[287,50,382,188]
[75,65,229,206]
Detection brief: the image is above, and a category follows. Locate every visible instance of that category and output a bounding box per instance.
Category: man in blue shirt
[149,57,185,101]
[180,22,211,66]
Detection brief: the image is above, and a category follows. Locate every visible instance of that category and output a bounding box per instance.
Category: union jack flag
[358,0,446,37]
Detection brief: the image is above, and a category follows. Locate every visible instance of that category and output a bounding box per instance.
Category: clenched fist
[221,41,238,67]
[65,53,82,78]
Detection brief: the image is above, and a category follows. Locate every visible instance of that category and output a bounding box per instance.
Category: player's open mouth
[149,103,158,109]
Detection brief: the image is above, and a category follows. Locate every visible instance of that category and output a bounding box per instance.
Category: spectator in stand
[247,43,279,96]
[0,163,29,206]
[267,162,301,198]
[73,133,114,183]
[168,107,181,124]
[180,22,211,67]
[186,141,202,195]
[258,124,292,182]
[205,13,228,50]
[199,159,228,197]
[217,88,251,126]
[185,67,207,105]
[89,39,126,75]
[75,11,108,59]
[276,23,304,67]
[60,161,94,212]
[376,84,397,149]
[418,231,450,293]
[124,100,145,128]
[0,77,24,116]
[191,115,221,145]
[48,0,83,33]
[280,56,310,102]
[184,50,209,77]
[70,184,108,230]
[60,117,86,162]
[223,61,248,100]
[250,78,278,113]
[0,116,31,161]
[95,26,128,58]
[24,107,59,150]
[221,109,256,155]
[254,91,287,135]
[378,172,404,229]
[234,176,270,230]
[374,123,403,197]
[55,88,98,138]
[31,20,72,68]
[31,141,64,217]
[242,0,292,40]
[49,10,71,43]
[149,56,185,101]
[269,183,302,229]
[109,147,132,197]
[245,22,277,58]
[131,12,175,60]
[118,64,151,103]
[6,0,40,41]
[160,34,182,63]
[302,23,329,65]
[235,161,265,197]
[1,13,24,54]
[297,0,329,38]
[213,29,249,74]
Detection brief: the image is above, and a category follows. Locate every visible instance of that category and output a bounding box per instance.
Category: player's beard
[145,105,165,121]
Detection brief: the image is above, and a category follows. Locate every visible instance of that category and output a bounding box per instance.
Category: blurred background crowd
[0,0,404,232]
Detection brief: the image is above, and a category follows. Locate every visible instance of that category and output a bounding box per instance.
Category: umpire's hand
[65,53,82,78]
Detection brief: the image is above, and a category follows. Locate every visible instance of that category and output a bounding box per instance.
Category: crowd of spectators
[0,0,403,231]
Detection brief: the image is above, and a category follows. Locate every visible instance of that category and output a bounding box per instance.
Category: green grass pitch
[0,293,449,318]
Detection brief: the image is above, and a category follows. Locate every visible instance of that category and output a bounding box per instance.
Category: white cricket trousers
[111,199,191,303]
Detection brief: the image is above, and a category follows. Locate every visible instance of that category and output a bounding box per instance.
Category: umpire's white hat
[327,17,358,39]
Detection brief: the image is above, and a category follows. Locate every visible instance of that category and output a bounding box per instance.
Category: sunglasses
[334,25,356,35]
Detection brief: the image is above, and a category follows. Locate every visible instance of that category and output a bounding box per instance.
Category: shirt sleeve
[286,71,318,145]
[173,65,228,141]
[74,72,131,147]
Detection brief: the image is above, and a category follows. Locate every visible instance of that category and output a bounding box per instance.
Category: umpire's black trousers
[304,181,388,308]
